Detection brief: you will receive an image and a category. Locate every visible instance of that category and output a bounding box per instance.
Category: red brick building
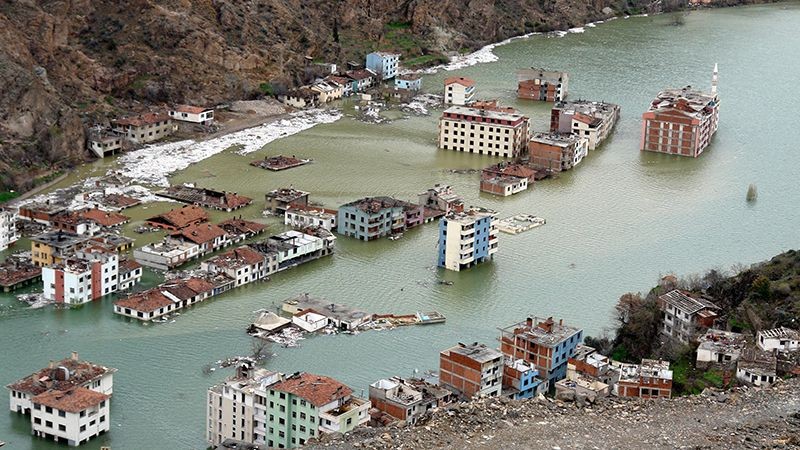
[516,68,569,102]
[439,342,503,399]
[613,359,673,399]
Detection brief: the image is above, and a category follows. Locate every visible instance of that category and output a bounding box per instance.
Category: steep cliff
[0,0,756,191]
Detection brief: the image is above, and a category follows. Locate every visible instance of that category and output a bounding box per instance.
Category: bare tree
[251,338,272,361]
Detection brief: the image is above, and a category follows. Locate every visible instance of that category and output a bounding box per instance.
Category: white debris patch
[114,109,342,186]
[401,93,443,116]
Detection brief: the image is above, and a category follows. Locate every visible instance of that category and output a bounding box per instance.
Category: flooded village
[1,5,797,450]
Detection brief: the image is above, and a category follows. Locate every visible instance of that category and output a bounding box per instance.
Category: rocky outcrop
[0,0,765,191]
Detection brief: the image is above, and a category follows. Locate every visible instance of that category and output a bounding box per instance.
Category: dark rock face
[0,0,758,191]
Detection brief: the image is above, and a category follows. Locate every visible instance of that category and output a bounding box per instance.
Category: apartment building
[641,65,719,157]
[117,258,143,291]
[266,372,370,448]
[42,246,119,304]
[516,68,569,102]
[30,388,110,447]
[439,342,504,399]
[284,206,337,231]
[112,112,175,144]
[369,377,454,424]
[528,132,589,172]
[250,229,334,271]
[418,184,464,214]
[337,197,423,241]
[443,77,476,105]
[366,52,400,80]
[437,207,498,272]
[499,317,584,388]
[550,100,620,150]
[438,105,530,158]
[133,240,200,271]
[7,352,115,416]
[659,289,719,343]
[201,246,273,288]
[265,188,310,214]
[501,359,546,400]
[30,231,89,267]
[0,208,20,251]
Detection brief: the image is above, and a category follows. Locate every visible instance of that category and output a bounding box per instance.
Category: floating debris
[17,293,52,309]
[746,183,758,202]
[496,214,546,234]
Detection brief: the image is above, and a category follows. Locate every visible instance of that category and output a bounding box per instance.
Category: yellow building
[30,232,88,267]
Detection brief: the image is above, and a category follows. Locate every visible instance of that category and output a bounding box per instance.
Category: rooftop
[158,185,252,210]
[218,218,268,236]
[30,231,88,249]
[171,104,212,114]
[698,329,747,354]
[500,317,582,347]
[444,76,475,87]
[147,205,208,229]
[271,372,353,407]
[118,258,142,274]
[6,353,116,396]
[0,257,41,288]
[640,359,673,380]
[80,208,130,227]
[265,188,310,202]
[346,69,377,80]
[659,290,718,315]
[341,196,418,214]
[648,86,718,116]
[206,246,266,269]
[443,105,525,122]
[283,293,370,323]
[114,289,173,313]
[759,327,800,341]
[443,342,503,364]
[483,161,537,180]
[530,132,579,147]
[443,206,497,225]
[31,387,109,413]
[114,112,170,127]
[170,222,227,245]
[516,68,567,81]
[554,100,619,118]
[738,348,778,374]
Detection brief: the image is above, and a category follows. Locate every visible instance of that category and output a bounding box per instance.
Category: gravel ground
[309,379,800,450]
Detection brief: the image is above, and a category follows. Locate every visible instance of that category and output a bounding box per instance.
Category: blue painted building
[502,359,547,399]
[366,52,400,80]
[499,317,584,390]
[395,75,422,91]
[438,208,497,271]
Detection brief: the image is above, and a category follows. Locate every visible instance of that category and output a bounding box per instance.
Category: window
[34,417,41,425]
[58,410,66,417]
[46,420,53,428]
[59,424,66,432]
[45,406,53,414]
[80,425,86,432]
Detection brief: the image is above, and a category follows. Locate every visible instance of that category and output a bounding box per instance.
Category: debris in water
[746,183,758,202]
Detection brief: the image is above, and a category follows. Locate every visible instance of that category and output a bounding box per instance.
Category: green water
[2,4,800,449]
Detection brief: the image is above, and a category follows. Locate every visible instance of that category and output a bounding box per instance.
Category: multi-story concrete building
[501,359,546,400]
[528,132,589,172]
[641,65,720,157]
[613,359,673,399]
[30,231,89,267]
[437,207,498,272]
[207,364,283,447]
[337,197,423,241]
[418,184,464,214]
[499,317,584,388]
[117,258,143,291]
[659,289,719,344]
[201,246,273,288]
[443,77,476,105]
[439,342,504,399]
[30,387,110,447]
[87,129,123,158]
[7,352,115,416]
[166,222,233,256]
[479,175,528,197]
[267,372,370,448]
[284,206,337,231]
[168,105,214,125]
[112,112,175,144]
[133,240,200,271]
[757,327,800,352]
[250,229,334,271]
[696,329,747,368]
[517,68,569,102]
[369,377,454,425]
[395,74,422,91]
[264,188,310,214]
[438,106,530,158]
[550,100,620,150]
[0,207,20,251]
[42,246,119,304]
[366,52,400,80]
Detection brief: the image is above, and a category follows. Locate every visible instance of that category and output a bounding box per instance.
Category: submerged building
[437,207,498,271]
[641,64,720,157]
[517,68,569,102]
[438,105,530,158]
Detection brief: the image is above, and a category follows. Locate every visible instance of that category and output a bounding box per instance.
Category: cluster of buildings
[658,288,800,387]
[437,73,620,195]
[88,105,215,158]
[280,51,422,108]
[641,64,720,157]
[116,227,334,321]
[6,352,116,447]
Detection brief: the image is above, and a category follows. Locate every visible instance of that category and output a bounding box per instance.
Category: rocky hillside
[0,0,769,191]
[308,379,800,449]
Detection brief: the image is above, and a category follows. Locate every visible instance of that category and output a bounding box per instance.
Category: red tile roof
[183,277,215,295]
[207,246,266,269]
[148,205,208,229]
[80,208,130,227]
[114,289,173,313]
[444,76,476,87]
[114,112,170,127]
[172,104,211,114]
[271,373,352,407]
[6,355,114,396]
[170,222,227,245]
[31,387,109,413]
[118,258,142,274]
[218,219,268,236]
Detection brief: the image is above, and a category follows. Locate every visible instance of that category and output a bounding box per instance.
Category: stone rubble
[307,379,800,450]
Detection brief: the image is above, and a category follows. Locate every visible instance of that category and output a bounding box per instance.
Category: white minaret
[711,63,719,95]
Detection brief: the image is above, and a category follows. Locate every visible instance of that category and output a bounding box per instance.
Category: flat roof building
[439,342,503,399]
[517,68,569,102]
[438,105,530,158]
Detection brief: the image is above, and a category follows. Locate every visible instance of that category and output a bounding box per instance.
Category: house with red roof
[168,104,214,125]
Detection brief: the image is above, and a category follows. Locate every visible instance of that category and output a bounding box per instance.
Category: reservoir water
[2,4,800,448]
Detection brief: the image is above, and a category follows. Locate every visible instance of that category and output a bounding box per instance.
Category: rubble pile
[308,379,800,449]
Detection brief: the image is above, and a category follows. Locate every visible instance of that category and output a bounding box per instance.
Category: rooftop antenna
[711,63,719,95]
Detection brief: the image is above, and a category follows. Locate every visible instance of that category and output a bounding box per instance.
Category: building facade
[42,247,119,304]
[479,175,528,196]
[443,77,476,105]
[528,132,589,172]
[757,327,800,352]
[502,359,546,399]
[168,105,214,124]
[516,68,569,102]
[0,208,20,251]
[395,75,422,91]
[284,206,337,231]
[366,52,400,80]
[112,113,175,144]
[550,101,620,151]
[499,317,584,388]
[30,388,110,447]
[438,208,498,272]
[659,289,719,344]
[337,197,422,241]
[438,106,530,158]
[439,342,504,399]
[418,184,464,214]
